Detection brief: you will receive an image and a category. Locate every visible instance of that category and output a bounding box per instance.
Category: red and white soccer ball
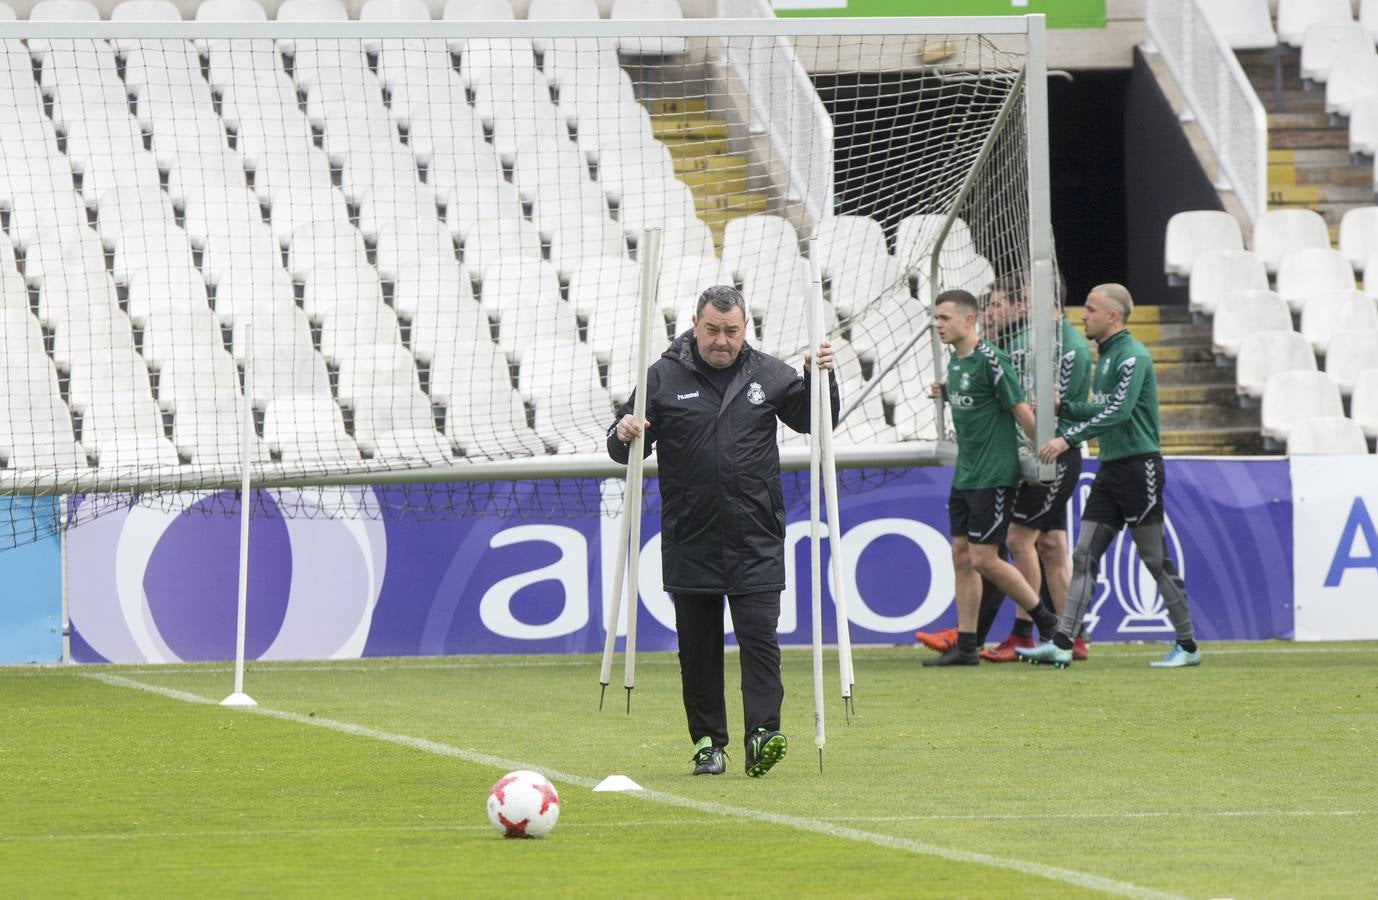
[486,770,560,839]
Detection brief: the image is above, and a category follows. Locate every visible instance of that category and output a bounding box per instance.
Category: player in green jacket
[1018,283,1201,669]
[977,278,1095,662]
[924,289,1061,667]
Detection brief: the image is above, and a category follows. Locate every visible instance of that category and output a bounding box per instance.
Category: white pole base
[220,692,258,707]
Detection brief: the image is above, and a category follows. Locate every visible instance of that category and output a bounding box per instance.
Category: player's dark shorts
[1082,452,1166,529]
[948,485,1014,546]
[1011,445,1083,532]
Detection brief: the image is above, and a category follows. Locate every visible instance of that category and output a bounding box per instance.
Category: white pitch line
[825,810,1376,823]
[85,672,1179,900]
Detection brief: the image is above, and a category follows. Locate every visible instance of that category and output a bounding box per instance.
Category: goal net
[0,14,1054,545]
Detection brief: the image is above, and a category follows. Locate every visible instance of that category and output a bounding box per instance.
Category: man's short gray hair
[696,284,748,318]
[1091,282,1134,321]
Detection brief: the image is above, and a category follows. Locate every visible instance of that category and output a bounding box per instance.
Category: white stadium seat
[1211,289,1292,358]
[1324,53,1378,117]
[1275,247,1356,313]
[1323,328,1378,395]
[1202,0,1279,50]
[262,394,360,464]
[1187,249,1268,316]
[1364,0,1378,42]
[1261,370,1344,443]
[527,0,600,54]
[1235,329,1317,400]
[1350,369,1378,439]
[610,0,686,56]
[1287,415,1371,454]
[1299,23,1373,84]
[1350,96,1378,156]
[1300,289,1378,355]
[1251,208,1331,274]
[1165,210,1244,282]
[1339,207,1378,274]
[1276,0,1354,48]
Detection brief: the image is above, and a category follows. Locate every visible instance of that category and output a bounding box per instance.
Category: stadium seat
[1234,329,1317,401]
[1350,368,1378,439]
[1,391,86,471]
[1276,247,1357,313]
[139,308,227,370]
[544,37,624,90]
[214,265,296,327]
[585,290,644,360]
[815,215,889,279]
[1350,95,1378,156]
[440,381,547,461]
[1324,52,1378,117]
[0,2,14,18]
[493,293,581,362]
[658,255,733,319]
[1211,289,1292,358]
[829,254,904,320]
[406,296,492,366]
[1252,209,1331,275]
[723,214,800,280]
[312,293,400,366]
[81,389,176,460]
[611,0,687,56]
[441,180,525,247]
[1187,249,1269,316]
[589,137,675,202]
[476,257,563,318]
[228,302,315,365]
[275,0,349,56]
[463,220,546,273]
[1299,23,1373,84]
[741,255,809,323]
[359,0,431,55]
[1261,370,1344,444]
[574,101,657,164]
[157,349,242,417]
[1277,0,1354,47]
[1164,210,1244,282]
[527,0,601,55]
[1287,415,1371,454]
[262,394,360,464]
[568,256,640,320]
[1339,207,1378,274]
[49,301,133,372]
[1364,0,1378,41]
[196,0,266,21]
[374,219,457,282]
[461,40,541,95]
[557,65,638,129]
[1300,288,1378,354]
[336,343,422,410]
[1202,0,1279,50]
[540,213,628,280]
[442,0,514,27]
[244,346,333,407]
[109,0,182,58]
[391,258,475,319]
[66,346,156,416]
[1323,328,1378,394]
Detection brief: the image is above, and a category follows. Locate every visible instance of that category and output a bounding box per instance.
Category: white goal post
[0,13,1056,503]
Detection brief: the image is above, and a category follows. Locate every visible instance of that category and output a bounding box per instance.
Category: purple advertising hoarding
[68,459,1293,664]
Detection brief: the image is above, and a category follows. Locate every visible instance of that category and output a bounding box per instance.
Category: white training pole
[621,227,663,710]
[807,279,825,770]
[597,481,632,709]
[222,323,256,708]
[811,280,854,714]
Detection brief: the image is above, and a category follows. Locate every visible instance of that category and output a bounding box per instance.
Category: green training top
[998,325,1035,396]
[1056,317,1094,433]
[1058,328,1160,461]
[945,340,1025,490]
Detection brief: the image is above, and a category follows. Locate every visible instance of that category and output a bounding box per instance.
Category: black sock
[1053,632,1074,651]
[1011,618,1033,639]
[1034,600,1058,640]
[957,631,979,655]
[1179,639,1198,653]
[1031,605,1059,638]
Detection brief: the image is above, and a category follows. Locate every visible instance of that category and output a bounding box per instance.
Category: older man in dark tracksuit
[609,284,838,778]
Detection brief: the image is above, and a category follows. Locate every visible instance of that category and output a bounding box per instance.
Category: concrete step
[681,168,749,194]
[1269,111,1332,130]
[1269,161,1371,188]
[1150,341,1216,364]
[1161,428,1269,455]
[1154,360,1234,386]
[1159,402,1259,430]
[674,153,748,175]
[1158,383,1237,405]
[1270,148,1353,165]
[1270,128,1350,150]
[696,193,769,216]
[651,115,729,141]
[661,136,729,158]
[1267,183,1374,205]
[1064,305,1190,325]
[649,98,707,116]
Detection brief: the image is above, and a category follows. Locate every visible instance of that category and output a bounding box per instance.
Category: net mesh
[0,22,1047,547]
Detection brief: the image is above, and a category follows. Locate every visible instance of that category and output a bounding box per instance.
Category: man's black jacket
[607,333,840,595]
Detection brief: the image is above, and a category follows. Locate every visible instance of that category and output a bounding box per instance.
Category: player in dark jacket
[608,285,838,777]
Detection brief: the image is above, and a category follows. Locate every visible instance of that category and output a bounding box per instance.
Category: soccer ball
[486,770,560,838]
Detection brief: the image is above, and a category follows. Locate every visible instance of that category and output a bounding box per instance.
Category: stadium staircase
[1237,47,1371,234]
[1066,305,1262,456]
[648,97,760,252]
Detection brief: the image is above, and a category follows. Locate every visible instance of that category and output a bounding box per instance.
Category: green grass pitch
[3,643,1376,897]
